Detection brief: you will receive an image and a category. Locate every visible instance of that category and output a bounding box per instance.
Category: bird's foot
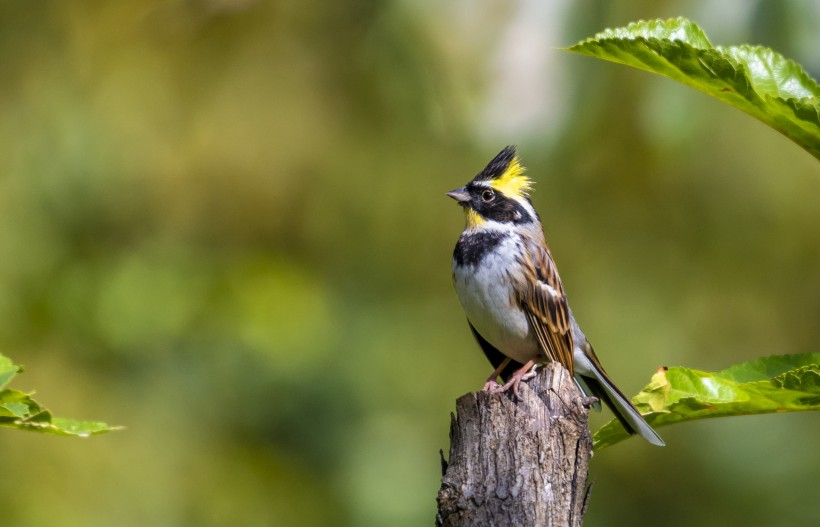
[481,357,512,394]
[482,380,502,392]
[495,361,538,400]
[580,396,599,408]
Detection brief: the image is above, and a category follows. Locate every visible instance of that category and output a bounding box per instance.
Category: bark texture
[436,363,593,527]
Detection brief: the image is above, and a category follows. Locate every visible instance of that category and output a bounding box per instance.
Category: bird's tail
[579,363,665,447]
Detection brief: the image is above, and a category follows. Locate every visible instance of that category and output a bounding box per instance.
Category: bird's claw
[520,364,538,381]
[482,380,502,393]
[580,396,599,408]
[495,364,538,401]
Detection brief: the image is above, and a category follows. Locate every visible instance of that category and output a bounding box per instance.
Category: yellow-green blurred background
[0,1,818,526]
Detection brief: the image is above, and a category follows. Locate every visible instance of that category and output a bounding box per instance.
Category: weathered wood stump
[436,362,593,527]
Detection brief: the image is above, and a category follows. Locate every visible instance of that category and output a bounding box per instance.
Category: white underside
[452,236,541,364]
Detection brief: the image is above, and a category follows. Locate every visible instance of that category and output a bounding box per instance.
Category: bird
[447,146,664,446]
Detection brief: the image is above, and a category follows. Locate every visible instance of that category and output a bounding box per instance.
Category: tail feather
[580,369,665,446]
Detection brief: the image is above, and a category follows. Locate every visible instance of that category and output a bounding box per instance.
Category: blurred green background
[0,1,818,526]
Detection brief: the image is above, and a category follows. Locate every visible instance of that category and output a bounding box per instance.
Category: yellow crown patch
[488,155,532,198]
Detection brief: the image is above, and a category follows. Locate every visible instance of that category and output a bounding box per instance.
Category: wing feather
[516,237,574,375]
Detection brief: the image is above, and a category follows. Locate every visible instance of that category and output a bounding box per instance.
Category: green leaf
[0,353,21,389]
[567,17,820,159]
[8,416,123,437]
[49,418,122,437]
[593,353,820,450]
[0,352,121,436]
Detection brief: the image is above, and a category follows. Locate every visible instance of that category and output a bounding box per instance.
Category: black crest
[472,146,516,182]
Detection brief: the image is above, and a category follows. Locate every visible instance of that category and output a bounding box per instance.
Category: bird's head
[447,146,536,229]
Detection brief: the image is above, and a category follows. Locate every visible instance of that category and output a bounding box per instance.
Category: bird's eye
[481,189,495,202]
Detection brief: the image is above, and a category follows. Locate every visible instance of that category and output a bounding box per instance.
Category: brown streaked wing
[517,239,574,375]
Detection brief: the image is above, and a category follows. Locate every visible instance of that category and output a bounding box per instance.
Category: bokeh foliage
[0,1,818,526]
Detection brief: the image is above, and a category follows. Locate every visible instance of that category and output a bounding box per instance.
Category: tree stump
[436,362,593,527]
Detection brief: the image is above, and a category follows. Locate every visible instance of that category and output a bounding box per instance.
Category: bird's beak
[446,187,470,203]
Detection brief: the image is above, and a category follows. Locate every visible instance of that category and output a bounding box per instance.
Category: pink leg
[492,360,538,400]
[482,357,512,392]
